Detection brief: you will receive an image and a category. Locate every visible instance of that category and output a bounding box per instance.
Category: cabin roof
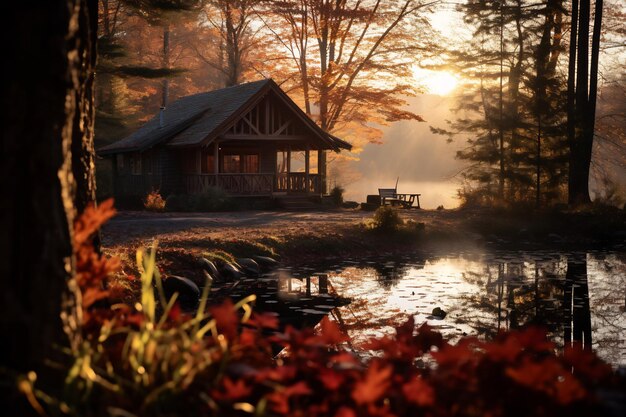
[98,79,351,155]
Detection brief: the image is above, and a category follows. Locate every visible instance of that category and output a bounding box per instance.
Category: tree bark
[0,0,98,410]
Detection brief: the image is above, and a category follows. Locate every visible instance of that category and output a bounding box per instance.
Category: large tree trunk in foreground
[0,0,98,408]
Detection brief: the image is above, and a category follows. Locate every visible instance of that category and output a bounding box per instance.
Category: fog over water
[342,94,469,209]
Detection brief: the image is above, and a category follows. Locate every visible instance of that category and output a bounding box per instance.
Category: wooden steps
[274,195,321,210]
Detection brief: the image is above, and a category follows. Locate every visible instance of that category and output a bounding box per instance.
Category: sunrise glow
[413,67,460,96]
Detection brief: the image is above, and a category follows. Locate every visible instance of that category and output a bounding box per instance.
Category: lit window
[201,149,216,173]
[223,155,241,173]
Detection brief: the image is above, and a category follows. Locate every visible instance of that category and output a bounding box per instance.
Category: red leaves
[318,368,345,391]
[352,361,392,405]
[267,382,312,414]
[209,299,239,340]
[319,316,348,345]
[506,358,586,405]
[402,377,435,407]
[249,312,279,329]
[68,200,617,417]
[213,377,252,401]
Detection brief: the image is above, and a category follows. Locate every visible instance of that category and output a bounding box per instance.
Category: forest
[1,1,625,416]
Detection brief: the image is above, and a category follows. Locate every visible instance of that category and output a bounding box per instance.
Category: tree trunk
[568,0,602,205]
[0,0,98,410]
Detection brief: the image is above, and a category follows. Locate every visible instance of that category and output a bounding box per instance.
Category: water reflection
[290,251,625,367]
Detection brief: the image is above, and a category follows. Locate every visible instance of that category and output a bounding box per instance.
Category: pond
[269,250,625,367]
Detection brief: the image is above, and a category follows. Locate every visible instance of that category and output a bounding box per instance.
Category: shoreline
[102,207,626,283]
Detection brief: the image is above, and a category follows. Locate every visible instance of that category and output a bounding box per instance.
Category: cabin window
[242,154,259,173]
[290,151,306,173]
[276,151,287,173]
[130,153,142,175]
[200,149,216,174]
[116,154,124,169]
[222,155,241,173]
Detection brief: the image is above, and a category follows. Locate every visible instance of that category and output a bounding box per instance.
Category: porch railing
[275,173,320,194]
[183,173,321,195]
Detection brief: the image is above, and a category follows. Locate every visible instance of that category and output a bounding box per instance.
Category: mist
[341,94,468,209]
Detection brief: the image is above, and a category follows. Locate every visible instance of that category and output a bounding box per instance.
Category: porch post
[286,146,291,192]
[305,146,310,194]
[318,149,326,195]
[213,141,219,174]
[214,141,219,190]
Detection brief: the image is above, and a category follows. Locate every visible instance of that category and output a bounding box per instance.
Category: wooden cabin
[99,79,351,200]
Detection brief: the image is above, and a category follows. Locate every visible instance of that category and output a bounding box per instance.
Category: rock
[221,262,244,280]
[236,258,261,276]
[431,307,447,319]
[252,255,280,270]
[199,257,222,281]
[163,275,200,310]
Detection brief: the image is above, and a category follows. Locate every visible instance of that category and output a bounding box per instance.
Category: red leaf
[250,312,279,329]
[318,368,345,390]
[213,377,252,401]
[209,299,238,340]
[319,316,348,344]
[402,377,435,407]
[334,406,356,417]
[352,361,392,405]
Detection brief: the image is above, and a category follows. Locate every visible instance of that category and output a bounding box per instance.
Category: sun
[426,72,459,95]
[413,67,459,96]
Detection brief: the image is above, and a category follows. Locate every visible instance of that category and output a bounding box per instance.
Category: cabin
[99,79,351,201]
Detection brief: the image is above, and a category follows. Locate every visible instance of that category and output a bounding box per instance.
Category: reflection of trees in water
[456,255,592,347]
[563,254,592,350]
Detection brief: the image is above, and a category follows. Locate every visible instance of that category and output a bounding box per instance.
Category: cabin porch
[179,142,328,196]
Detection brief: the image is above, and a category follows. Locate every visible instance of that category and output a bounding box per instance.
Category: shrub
[372,205,403,231]
[165,193,190,212]
[144,190,166,211]
[166,188,236,212]
[330,185,344,206]
[193,187,237,211]
[436,204,444,211]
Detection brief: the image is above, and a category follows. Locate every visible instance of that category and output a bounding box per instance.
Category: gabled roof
[98,79,351,155]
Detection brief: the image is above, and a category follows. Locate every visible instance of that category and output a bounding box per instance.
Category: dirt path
[102,209,456,247]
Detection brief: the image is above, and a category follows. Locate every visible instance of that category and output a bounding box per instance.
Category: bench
[378,188,421,209]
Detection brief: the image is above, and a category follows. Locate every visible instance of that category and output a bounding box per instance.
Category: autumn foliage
[31,200,622,416]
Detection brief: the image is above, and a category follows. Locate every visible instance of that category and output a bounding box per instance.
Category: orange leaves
[506,358,586,405]
[351,361,392,405]
[73,198,116,249]
[73,199,120,320]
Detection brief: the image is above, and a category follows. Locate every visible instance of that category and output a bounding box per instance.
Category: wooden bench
[378,188,421,209]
